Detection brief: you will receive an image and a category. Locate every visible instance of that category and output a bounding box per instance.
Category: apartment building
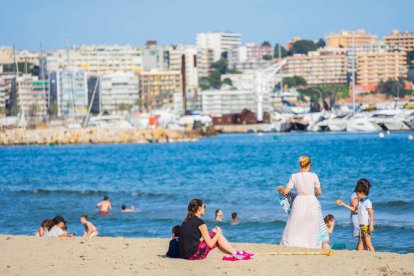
[196,32,241,62]
[100,72,139,115]
[284,52,348,86]
[47,45,142,76]
[327,29,377,48]
[141,42,171,72]
[201,88,258,115]
[355,45,407,90]
[54,68,88,117]
[139,70,182,113]
[16,75,48,119]
[384,29,414,52]
[197,48,214,77]
[227,43,273,70]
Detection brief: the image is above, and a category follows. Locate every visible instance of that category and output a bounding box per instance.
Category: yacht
[370,110,410,131]
[345,113,382,132]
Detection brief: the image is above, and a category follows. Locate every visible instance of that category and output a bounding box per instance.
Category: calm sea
[0,132,413,253]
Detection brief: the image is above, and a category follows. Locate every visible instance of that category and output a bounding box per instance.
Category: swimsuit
[100,210,108,215]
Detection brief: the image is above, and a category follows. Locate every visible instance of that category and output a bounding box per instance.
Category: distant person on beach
[179,198,253,260]
[337,179,375,252]
[215,209,223,222]
[231,212,239,224]
[121,204,136,213]
[277,156,325,248]
[322,214,335,251]
[97,195,112,215]
[166,225,181,258]
[336,179,370,249]
[80,215,99,238]
[44,216,73,237]
[35,219,53,237]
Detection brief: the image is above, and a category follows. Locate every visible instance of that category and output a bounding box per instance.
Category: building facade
[100,72,139,115]
[139,70,182,113]
[384,29,414,52]
[284,52,348,86]
[355,45,407,90]
[47,45,142,76]
[327,29,377,48]
[196,32,241,62]
[55,68,88,118]
[201,89,258,115]
[140,42,172,72]
[16,75,48,119]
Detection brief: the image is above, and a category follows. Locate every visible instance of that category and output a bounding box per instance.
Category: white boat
[370,110,410,131]
[345,114,382,132]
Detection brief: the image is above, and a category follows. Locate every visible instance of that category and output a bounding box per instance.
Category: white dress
[280,172,324,248]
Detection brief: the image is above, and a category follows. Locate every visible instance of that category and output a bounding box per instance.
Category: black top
[166,237,180,258]
[179,216,205,259]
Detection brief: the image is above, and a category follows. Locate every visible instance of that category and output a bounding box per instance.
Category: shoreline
[1,235,413,275]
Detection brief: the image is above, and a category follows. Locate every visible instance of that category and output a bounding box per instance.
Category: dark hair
[215,209,222,217]
[42,219,54,231]
[184,199,204,222]
[122,204,126,210]
[104,195,109,200]
[324,214,335,224]
[80,215,88,219]
[355,178,371,196]
[172,225,181,237]
[231,212,237,219]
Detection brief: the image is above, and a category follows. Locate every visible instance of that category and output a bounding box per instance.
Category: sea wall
[0,128,201,145]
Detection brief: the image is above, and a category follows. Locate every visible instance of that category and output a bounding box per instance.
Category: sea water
[0,132,413,253]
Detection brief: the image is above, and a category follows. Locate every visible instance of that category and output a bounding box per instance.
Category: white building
[55,68,88,117]
[202,88,268,115]
[16,75,48,119]
[47,45,143,76]
[100,72,139,115]
[0,80,6,113]
[196,32,241,62]
[140,42,172,72]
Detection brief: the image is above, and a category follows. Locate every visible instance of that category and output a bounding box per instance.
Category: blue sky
[1,0,412,51]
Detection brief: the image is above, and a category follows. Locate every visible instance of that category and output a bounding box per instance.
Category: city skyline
[1,0,413,51]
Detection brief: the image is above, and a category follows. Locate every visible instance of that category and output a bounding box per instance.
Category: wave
[374,200,413,210]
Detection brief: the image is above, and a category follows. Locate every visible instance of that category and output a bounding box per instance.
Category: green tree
[222,78,233,87]
[282,77,297,88]
[289,40,318,55]
[377,78,411,98]
[273,43,288,58]
[49,102,58,116]
[0,107,6,116]
[261,41,271,47]
[211,58,228,74]
[199,77,211,90]
[29,103,40,117]
[407,51,414,66]
[316,38,326,48]
[293,76,307,87]
[10,104,20,116]
[118,103,132,111]
[262,54,273,60]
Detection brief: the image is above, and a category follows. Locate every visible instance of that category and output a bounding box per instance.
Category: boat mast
[351,32,356,115]
[278,42,283,92]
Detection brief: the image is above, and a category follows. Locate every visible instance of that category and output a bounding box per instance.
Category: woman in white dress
[277,156,325,248]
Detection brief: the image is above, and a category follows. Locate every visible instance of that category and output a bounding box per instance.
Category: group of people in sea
[35,196,137,238]
[35,155,375,261]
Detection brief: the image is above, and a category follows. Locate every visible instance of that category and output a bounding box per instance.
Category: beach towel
[278,191,296,215]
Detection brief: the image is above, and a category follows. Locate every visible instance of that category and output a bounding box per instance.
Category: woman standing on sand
[277,156,325,249]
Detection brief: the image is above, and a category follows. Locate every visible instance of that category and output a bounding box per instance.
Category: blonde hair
[299,156,311,169]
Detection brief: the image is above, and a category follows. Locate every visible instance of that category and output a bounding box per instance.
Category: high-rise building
[354,44,407,91]
[384,29,414,52]
[227,43,273,70]
[0,80,6,114]
[327,29,377,48]
[141,42,171,72]
[47,45,142,76]
[284,52,348,86]
[196,32,241,62]
[201,88,258,115]
[197,48,214,78]
[55,68,88,118]
[16,75,48,119]
[99,72,139,115]
[139,70,182,113]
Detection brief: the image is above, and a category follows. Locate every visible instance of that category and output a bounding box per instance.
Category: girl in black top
[178,198,253,260]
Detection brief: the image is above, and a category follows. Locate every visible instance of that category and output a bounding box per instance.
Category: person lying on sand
[44,216,74,237]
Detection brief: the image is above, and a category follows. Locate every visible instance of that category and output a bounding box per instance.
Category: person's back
[289,172,320,196]
[166,225,181,258]
[179,216,204,259]
[97,196,112,215]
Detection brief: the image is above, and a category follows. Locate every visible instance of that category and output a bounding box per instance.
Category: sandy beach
[0,235,413,275]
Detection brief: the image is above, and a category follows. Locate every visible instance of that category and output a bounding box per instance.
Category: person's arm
[337,200,357,212]
[314,174,322,197]
[96,201,102,209]
[368,208,374,232]
[350,198,359,213]
[326,220,335,234]
[277,175,294,195]
[315,187,322,197]
[199,224,220,248]
[108,202,112,210]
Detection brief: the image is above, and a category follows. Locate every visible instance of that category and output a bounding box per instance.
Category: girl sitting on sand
[178,198,253,261]
[35,219,53,237]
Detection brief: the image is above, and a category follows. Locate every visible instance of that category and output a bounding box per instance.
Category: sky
[1,0,413,51]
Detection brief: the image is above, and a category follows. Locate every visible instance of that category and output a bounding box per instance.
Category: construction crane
[254,59,286,121]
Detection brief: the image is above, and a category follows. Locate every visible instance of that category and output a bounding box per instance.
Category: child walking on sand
[337,179,375,252]
[322,214,335,251]
[80,215,99,238]
[97,195,112,215]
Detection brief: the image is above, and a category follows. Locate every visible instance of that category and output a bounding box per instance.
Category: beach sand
[1,235,413,275]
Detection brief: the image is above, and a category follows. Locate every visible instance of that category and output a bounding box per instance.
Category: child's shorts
[188,231,217,260]
[359,225,371,239]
